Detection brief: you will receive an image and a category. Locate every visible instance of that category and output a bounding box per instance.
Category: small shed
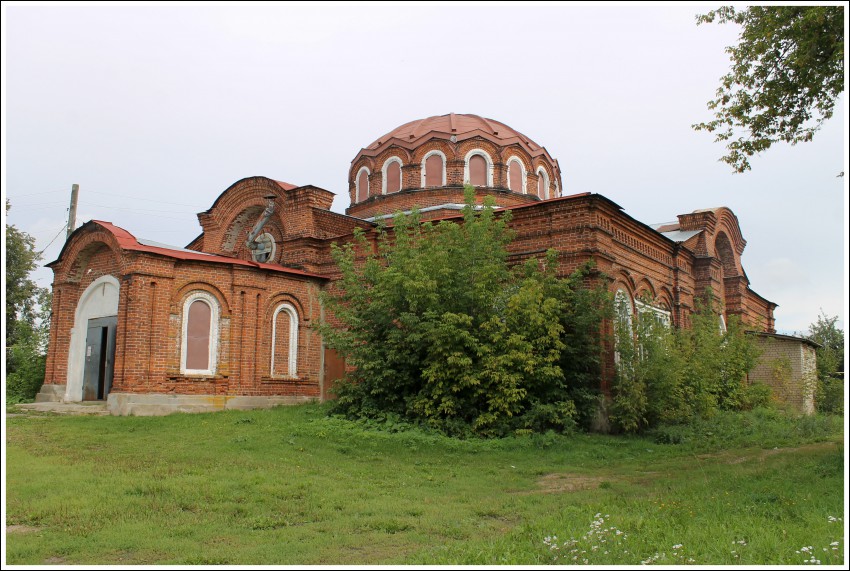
[747,332,820,414]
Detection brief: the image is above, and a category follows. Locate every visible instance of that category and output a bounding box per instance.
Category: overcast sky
[3,2,848,335]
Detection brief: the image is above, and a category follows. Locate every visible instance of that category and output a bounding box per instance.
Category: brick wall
[43,175,777,408]
[748,334,817,414]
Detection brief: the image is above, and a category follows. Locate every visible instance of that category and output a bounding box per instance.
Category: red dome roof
[366,113,543,152]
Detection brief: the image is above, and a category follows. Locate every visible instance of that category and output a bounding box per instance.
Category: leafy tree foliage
[806,312,844,414]
[5,200,51,402]
[693,6,844,173]
[318,187,610,437]
[611,295,763,433]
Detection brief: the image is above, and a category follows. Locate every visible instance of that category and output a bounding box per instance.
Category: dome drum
[347,113,563,219]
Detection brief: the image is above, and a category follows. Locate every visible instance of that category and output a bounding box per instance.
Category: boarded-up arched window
[425,154,444,187]
[508,158,524,193]
[271,303,298,377]
[186,301,211,370]
[469,155,487,186]
[357,169,369,202]
[537,168,550,199]
[181,291,219,375]
[385,159,402,194]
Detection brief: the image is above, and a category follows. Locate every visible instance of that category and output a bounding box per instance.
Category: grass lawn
[4,404,845,565]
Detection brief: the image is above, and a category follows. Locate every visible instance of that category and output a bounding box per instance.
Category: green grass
[4,404,845,565]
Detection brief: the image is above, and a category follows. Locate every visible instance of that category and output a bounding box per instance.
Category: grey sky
[3,2,848,334]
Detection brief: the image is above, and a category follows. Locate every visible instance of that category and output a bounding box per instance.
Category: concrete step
[14,401,110,416]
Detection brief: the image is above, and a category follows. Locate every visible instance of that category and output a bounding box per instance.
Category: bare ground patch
[520,473,606,495]
[7,524,42,534]
[697,441,838,465]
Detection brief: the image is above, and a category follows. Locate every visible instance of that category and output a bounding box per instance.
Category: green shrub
[815,376,844,415]
[740,382,773,410]
[319,187,610,437]
[611,294,763,433]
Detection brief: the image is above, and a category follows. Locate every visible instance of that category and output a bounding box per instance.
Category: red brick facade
[38,114,777,415]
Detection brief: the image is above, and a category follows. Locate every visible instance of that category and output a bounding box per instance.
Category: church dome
[346,113,563,220]
[365,113,544,152]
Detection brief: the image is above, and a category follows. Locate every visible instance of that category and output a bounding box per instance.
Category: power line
[8,190,205,208]
[38,223,70,254]
[77,200,198,217]
[84,189,204,208]
[7,201,69,208]
[6,190,67,198]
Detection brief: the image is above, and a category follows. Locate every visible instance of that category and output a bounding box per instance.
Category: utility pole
[66,183,79,240]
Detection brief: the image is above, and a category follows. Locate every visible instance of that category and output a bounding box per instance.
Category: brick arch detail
[612,271,637,298]
[657,286,674,312]
[714,231,741,278]
[200,177,288,253]
[410,139,456,164]
[172,281,231,316]
[713,207,747,256]
[57,228,125,283]
[634,278,657,302]
[498,145,534,172]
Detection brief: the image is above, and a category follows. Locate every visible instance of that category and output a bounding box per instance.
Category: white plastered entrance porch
[65,275,120,402]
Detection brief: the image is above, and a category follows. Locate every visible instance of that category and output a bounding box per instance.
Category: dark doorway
[322,347,346,401]
[82,316,117,401]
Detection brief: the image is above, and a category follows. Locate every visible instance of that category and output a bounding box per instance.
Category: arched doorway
[65,276,120,401]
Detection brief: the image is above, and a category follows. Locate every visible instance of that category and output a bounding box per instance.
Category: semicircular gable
[714,231,742,278]
[712,207,747,256]
[205,176,293,218]
[50,222,126,283]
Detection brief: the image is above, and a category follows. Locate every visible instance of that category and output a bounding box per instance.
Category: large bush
[318,187,610,437]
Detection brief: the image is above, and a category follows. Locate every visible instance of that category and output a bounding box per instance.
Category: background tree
[806,312,844,415]
[693,6,844,173]
[6,200,52,402]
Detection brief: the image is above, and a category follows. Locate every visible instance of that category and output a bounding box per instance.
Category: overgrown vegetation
[5,200,51,403]
[318,187,610,437]
[611,295,765,433]
[5,404,844,565]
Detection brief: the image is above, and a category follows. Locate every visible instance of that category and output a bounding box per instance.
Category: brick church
[37,114,779,415]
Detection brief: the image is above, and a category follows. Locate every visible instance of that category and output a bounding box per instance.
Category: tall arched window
[464,150,493,187]
[271,303,299,377]
[614,289,633,366]
[382,157,402,194]
[507,157,526,193]
[181,291,220,375]
[422,151,446,187]
[356,167,370,202]
[537,167,550,199]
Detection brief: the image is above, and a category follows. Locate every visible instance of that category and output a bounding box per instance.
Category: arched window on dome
[421,151,446,187]
[356,167,370,202]
[464,150,493,187]
[382,157,402,194]
[536,167,550,199]
[507,157,526,193]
